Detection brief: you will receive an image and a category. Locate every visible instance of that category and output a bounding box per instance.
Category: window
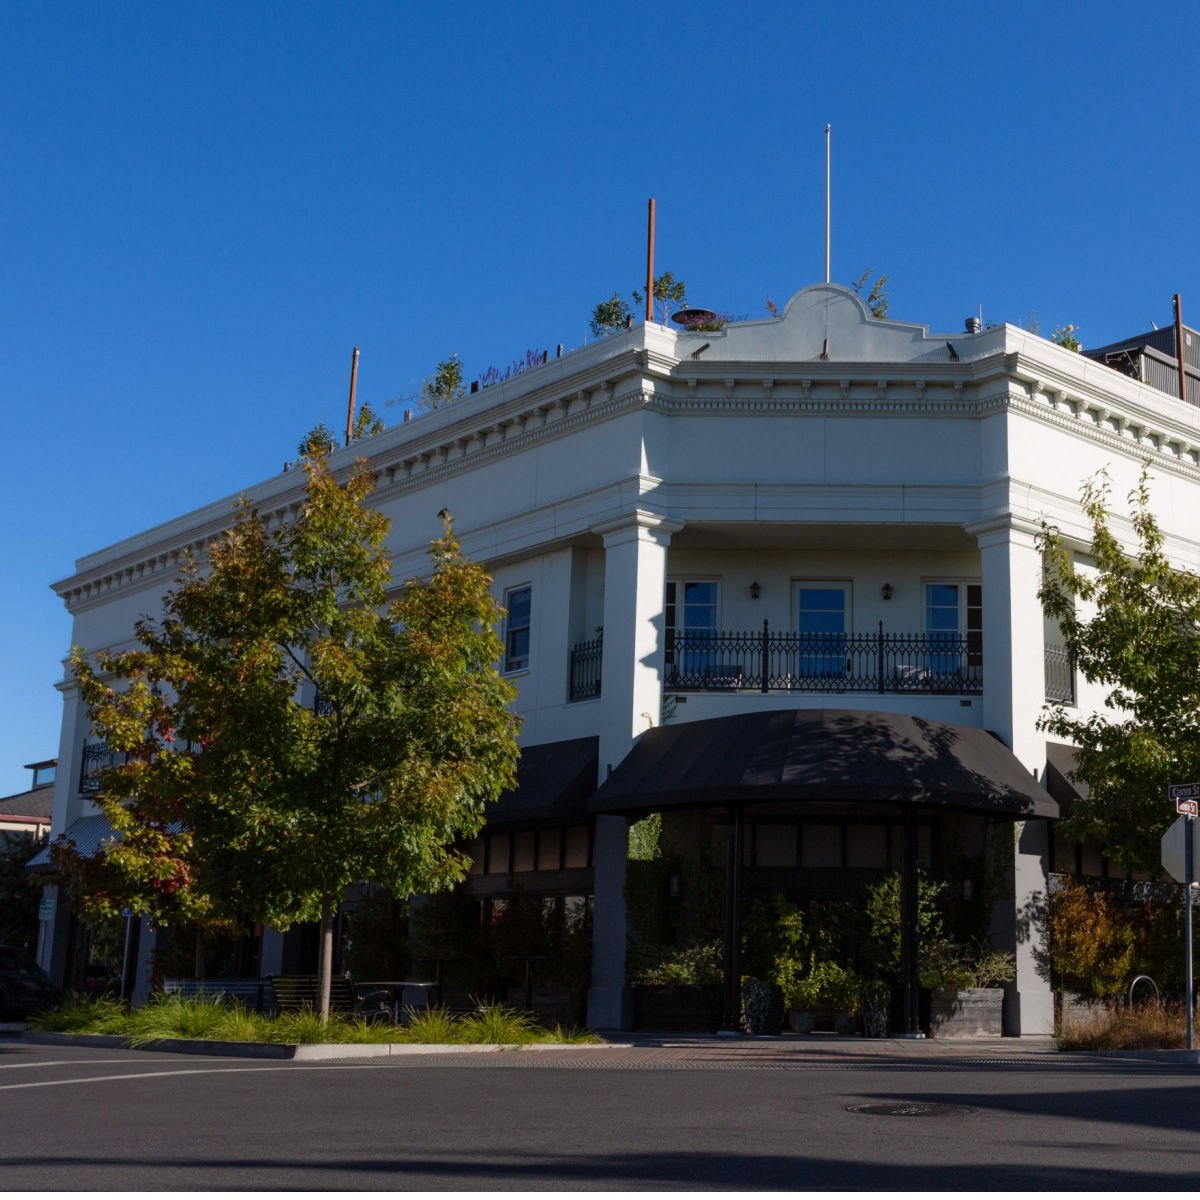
[503,585,531,672]
[796,584,849,680]
[665,580,719,683]
[924,582,982,684]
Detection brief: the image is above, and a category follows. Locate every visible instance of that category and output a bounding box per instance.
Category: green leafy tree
[589,292,632,337]
[61,448,520,1019]
[297,423,339,459]
[351,400,385,442]
[1039,467,1200,872]
[632,271,687,324]
[420,354,465,410]
[851,269,890,319]
[0,833,46,949]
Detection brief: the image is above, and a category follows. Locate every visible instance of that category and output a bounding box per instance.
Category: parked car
[0,943,60,1019]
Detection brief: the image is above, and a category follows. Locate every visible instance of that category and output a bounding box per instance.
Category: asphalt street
[2,1038,1199,1190]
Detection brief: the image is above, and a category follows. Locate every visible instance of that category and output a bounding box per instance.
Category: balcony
[665,622,982,695]
[1043,644,1075,705]
[568,636,603,702]
[78,742,124,795]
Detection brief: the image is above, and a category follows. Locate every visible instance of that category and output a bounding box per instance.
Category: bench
[162,977,273,1013]
[268,974,391,1019]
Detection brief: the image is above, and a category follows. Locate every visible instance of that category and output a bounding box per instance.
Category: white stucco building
[38,284,1200,1033]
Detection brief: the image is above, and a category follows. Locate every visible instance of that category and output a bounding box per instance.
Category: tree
[1038,467,1200,872]
[62,448,520,1018]
[420,354,465,410]
[589,292,632,337]
[851,269,889,319]
[632,271,687,324]
[351,400,385,442]
[0,833,46,949]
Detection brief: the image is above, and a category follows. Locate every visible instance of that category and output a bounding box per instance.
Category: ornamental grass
[29,994,597,1046]
[1056,1000,1192,1051]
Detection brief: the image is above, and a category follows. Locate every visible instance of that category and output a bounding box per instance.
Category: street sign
[1161,816,1200,883]
[1170,782,1200,816]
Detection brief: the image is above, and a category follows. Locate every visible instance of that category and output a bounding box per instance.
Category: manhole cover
[847,1102,976,1117]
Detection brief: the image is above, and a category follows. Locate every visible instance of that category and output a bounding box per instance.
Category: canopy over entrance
[590,709,1058,819]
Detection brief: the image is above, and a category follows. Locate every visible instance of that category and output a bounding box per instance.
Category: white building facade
[40,284,1200,1033]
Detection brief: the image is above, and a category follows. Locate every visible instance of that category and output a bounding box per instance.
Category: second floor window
[665,579,719,679]
[925,582,982,681]
[504,585,532,672]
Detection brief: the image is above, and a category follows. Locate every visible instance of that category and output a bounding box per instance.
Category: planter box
[1057,992,1111,1026]
[632,985,722,1033]
[930,987,1004,1037]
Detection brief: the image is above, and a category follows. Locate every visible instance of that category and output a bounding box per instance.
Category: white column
[586,512,682,1030]
[41,681,86,980]
[593,512,681,775]
[972,516,1054,1036]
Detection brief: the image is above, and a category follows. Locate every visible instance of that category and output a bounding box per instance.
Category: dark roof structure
[0,788,54,824]
[489,737,598,827]
[590,709,1058,819]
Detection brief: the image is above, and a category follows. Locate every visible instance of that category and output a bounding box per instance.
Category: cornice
[54,346,1200,615]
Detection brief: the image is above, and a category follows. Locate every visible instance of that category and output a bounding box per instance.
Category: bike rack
[1127,974,1160,1006]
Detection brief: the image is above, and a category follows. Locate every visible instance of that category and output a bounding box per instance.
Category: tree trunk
[317,893,334,1024]
[194,925,205,979]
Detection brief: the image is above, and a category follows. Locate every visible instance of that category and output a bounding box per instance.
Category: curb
[1077,1048,1200,1064]
[23,1031,608,1061]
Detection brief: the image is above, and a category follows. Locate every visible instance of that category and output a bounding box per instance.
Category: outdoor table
[358,980,437,1022]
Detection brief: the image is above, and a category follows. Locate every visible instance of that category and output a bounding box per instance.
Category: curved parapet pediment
[681,283,975,365]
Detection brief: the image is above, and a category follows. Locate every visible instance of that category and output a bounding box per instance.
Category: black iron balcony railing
[1044,643,1075,705]
[568,622,986,700]
[568,636,603,702]
[667,621,983,694]
[78,742,124,795]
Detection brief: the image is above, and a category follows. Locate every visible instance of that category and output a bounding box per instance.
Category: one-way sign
[1170,782,1200,817]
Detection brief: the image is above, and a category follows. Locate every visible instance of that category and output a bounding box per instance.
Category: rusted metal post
[345,346,360,446]
[645,198,656,324]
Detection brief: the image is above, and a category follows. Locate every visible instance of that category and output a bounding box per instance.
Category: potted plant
[861,979,891,1038]
[924,941,1015,1037]
[629,941,724,1032]
[740,976,778,1034]
[816,961,863,1035]
[776,957,820,1033]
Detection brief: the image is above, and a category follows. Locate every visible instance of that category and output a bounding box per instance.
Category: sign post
[1167,784,1200,1050]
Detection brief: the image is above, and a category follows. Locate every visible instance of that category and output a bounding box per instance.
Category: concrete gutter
[23,1031,607,1061]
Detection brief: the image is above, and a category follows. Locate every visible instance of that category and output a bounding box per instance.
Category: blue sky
[3,2,1199,795]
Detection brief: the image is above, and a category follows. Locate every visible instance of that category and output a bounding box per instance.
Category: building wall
[40,284,1200,1030]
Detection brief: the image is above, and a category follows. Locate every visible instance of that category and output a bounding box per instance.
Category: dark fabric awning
[25,813,119,873]
[590,709,1058,819]
[489,737,598,827]
[1045,741,1088,813]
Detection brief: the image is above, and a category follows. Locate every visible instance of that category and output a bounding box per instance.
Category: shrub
[1056,999,1188,1051]
[1048,878,1135,998]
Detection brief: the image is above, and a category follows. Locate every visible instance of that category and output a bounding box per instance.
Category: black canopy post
[722,805,745,1031]
[899,809,923,1038]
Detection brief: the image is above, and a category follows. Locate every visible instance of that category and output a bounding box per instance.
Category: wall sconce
[749,581,762,600]
[881,582,894,601]
[668,870,681,899]
[962,879,974,902]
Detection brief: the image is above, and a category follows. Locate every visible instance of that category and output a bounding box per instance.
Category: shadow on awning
[590,709,1058,820]
[489,737,598,827]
